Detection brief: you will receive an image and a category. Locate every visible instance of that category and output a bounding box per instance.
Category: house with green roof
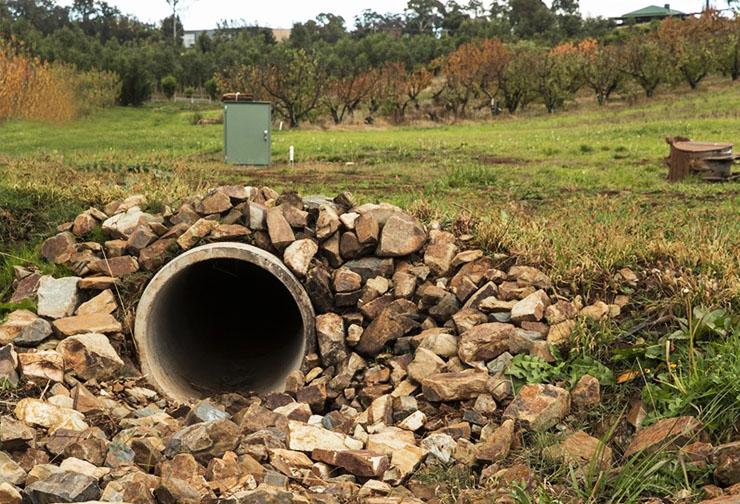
[614,4,689,24]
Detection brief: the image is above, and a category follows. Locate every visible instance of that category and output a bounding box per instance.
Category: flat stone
[377,213,426,257]
[366,427,424,484]
[210,223,250,240]
[508,265,552,289]
[355,213,379,245]
[0,310,52,347]
[312,449,390,478]
[25,470,100,504]
[165,419,240,462]
[41,232,76,264]
[624,416,703,457]
[57,333,124,380]
[177,218,217,250]
[0,416,35,451]
[281,204,309,229]
[356,299,419,356]
[76,290,117,316]
[102,206,147,239]
[14,398,88,434]
[53,313,122,336]
[58,457,109,480]
[287,421,363,452]
[418,330,458,358]
[421,371,489,402]
[503,384,570,432]
[37,276,80,319]
[283,239,318,277]
[344,257,394,282]
[77,277,119,290]
[547,319,576,346]
[269,448,313,479]
[458,322,515,364]
[18,351,64,383]
[316,205,341,240]
[543,430,613,470]
[333,268,362,293]
[571,374,600,409]
[139,238,177,271]
[10,273,41,304]
[510,289,550,323]
[545,300,578,325]
[196,189,232,215]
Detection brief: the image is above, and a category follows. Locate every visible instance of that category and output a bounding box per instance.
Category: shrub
[204,78,219,100]
[161,75,177,100]
[184,86,195,99]
[118,53,153,107]
[0,39,76,121]
[53,65,121,116]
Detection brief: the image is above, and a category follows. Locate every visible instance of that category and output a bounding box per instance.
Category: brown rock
[508,266,552,289]
[78,276,119,290]
[283,239,318,277]
[196,189,232,215]
[458,322,515,364]
[356,299,419,356]
[547,319,576,346]
[53,312,122,336]
[407,348,445,383]
[421,371,489,402]
[0,345,19,388]
[715,442,740,486]
[424,231,458,276]
[333,268,362,293]
[624,416,703,457]
[545,300,578,325]
[355,213,379,246]
[41,232,76,264]
[18,351,64,383]
[139,238,176,271]
[313,449,390,478]
[476,419,515,462]
[503,384,570,432]
[316,205,341,240]
[90,256,139,277]
[177,218,217,250]
[571,374,600,409]
[510,289,550,323]
[377,213,426,257]
[266,206,295,249]
[543,430,612,469]
[1,310,51,346]
[315,313,347,367]
[10,272,40,304]
[76,289,117,316]
[57,333,124,380]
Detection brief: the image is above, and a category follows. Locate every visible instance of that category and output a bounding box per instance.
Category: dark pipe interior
[150,257,304,395]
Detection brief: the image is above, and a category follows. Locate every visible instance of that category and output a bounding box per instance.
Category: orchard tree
[658,15,717,89]
[476,38,511,116]
[323,71,377,124]
[620,33,670,97]
[498,45,538,113]
[533,47,574,113]
[436,42,480,118]
[712,15,740,80]
[578,39,622,105]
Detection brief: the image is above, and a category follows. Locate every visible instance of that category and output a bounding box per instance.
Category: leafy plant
[506,354,614,389]
[161,75,177,100]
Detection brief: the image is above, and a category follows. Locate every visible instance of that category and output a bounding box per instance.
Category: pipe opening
[135,243,314,402]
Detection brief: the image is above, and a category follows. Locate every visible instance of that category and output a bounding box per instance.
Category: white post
[289,145,294,165]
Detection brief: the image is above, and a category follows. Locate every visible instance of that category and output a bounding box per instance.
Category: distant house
[183,28,290,48]
[614,4,688,24]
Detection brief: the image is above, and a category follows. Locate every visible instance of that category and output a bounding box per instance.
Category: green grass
[0,82,738,305]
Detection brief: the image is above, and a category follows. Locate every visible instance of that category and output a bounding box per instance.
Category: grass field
[2,82,738,307]
[1,81,739,502]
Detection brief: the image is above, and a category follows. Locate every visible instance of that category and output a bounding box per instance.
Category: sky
[56,1,718,31]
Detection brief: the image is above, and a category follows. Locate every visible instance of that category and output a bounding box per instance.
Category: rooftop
[619,4,686,19]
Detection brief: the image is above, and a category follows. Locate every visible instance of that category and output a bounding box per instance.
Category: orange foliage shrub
[0,39,76,122]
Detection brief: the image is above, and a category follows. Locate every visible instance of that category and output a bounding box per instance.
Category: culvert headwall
[134,242,315,402]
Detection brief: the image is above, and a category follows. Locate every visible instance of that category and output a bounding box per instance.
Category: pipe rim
[134,242,315,402]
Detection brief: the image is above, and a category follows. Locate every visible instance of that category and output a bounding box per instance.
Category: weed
[413,464,477,504]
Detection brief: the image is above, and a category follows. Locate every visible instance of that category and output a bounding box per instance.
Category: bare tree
[165,0,193,43]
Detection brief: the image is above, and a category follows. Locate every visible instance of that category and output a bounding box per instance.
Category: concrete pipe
[134,242,315,402]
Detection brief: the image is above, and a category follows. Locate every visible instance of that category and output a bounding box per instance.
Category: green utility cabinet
[223,101,271,165]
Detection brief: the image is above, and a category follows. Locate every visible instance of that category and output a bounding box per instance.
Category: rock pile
[0,185,735,503]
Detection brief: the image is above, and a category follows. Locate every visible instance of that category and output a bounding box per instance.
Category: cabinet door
[224,104,271,165]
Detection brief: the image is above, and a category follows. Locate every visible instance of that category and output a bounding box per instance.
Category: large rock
[0,310,51,346]
[377,213,426,257]
[0,345,19,388]
[0,416,35,451]
[52,313,122,336]
[24,470,100,504]
[0,482,21,504]
[56,333,124,381]
[176,218,217,250]
[196,189,232,215]
[315,313,347,367]
[283,239,318,277]
[37,276,80,319]
[165,419,240,462]
[508,266,552,289]
[76,289,117,316]
[407,348,445,384]
[14,399,88,434]
[421,371,489,402]
[266,206,295,249]
[423,231,458,276]
[624,416,703,457]
[355,299,418,356]
[503,384,570,432]
[510,290,550,323]
[457,322,515,364]
[366,427,424,484]
[476,419,514,462]
[286,421,363,452]
[18,351,64,383]
[0,451,26,485]
[714,442,740,486]
[543,430,613,470]
[311,449,390,478]
[40,232,76,264]
[102,206,148,239]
